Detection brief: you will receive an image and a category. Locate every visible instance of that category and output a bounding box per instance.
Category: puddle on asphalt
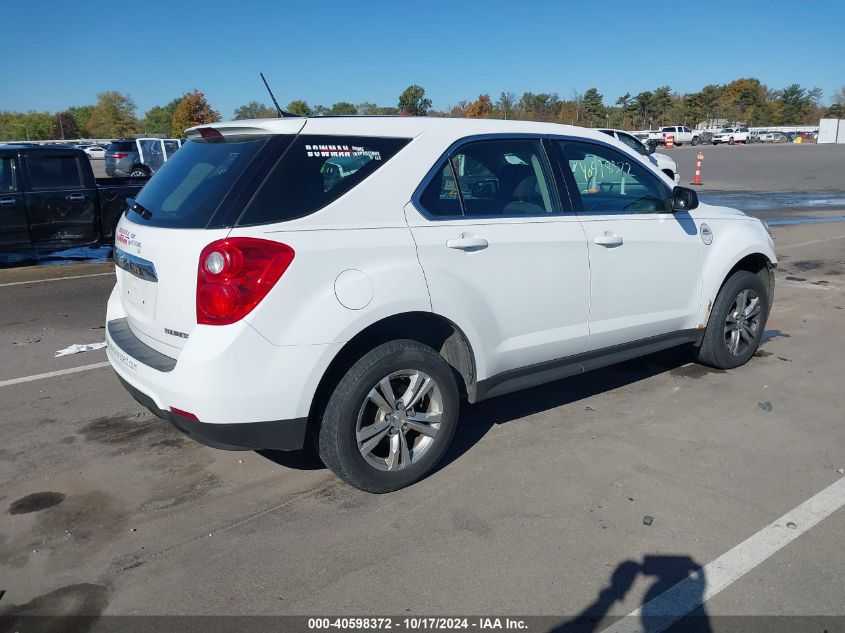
[0,245,112,268]
[761,330,791,343]
[765,215,845,226]
[700,192,845,212]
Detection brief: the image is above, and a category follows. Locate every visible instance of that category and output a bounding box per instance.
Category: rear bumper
[105,285,340,451]
[115,373,307,451]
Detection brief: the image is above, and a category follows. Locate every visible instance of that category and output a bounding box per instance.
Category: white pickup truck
[648,126,701,146]
[712,127,750,145]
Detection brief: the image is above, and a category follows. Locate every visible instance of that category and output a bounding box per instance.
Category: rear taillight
[110,153,129,159]
[196,238,295,326]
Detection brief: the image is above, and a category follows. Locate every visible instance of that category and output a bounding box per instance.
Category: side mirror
[647,140,657,154]
[672,186,699,212]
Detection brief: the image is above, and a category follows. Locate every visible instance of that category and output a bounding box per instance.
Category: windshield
[128,136,268,228]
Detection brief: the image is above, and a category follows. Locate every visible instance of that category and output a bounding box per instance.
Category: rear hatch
[114,120,305,358]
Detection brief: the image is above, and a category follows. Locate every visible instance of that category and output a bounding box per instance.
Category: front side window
[419,138,561,217]
[0,157,16,192]
[558,140,670,214]
[26,155,84,190]
[238,135,409,226]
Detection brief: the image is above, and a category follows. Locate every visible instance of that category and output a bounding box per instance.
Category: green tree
[233,101,277,120]
[52,111,79,139]
[582,88,605,126]
[143,97,183,135]
[398,84,432,116]
[87,91,138,138]
[286,100,312,116]
[67,105,94,137]
[518,92,561,121]
[326,101,358,115]
[171,90,221,137]
[494,92,517,119]
[826,103,844,118]
[776,84,821,124]
[357,102,381,115]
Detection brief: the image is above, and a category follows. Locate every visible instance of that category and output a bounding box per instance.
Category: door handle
[594,234,624,247]
[0,197,15,207]
[446,234,489,251]
[66,193,86,202]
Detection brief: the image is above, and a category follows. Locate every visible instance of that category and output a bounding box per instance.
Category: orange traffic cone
[691,152,703,186]
[666,134,675,149]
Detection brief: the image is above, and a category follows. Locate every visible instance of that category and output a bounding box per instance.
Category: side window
[419,160,462,216]
[420,138,561,217]
[238,135,409,226]
[558,140,670,214]
[0,157,17,192]
[615,132,648,156]
[26,155,84,191]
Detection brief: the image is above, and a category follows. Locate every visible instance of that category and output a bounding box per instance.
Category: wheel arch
[704,250,775,326]
[307,311,478,435]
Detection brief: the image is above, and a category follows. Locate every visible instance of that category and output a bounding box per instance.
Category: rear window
[108,141,135,153]
[236,135,409,226]
[128,136,268,228]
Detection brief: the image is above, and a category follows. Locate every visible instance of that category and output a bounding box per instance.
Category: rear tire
[695,270,769,369]
[129,166,150,178]
[318,340,460,493]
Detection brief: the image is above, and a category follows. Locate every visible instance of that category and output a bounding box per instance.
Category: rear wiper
[127,197,153,219]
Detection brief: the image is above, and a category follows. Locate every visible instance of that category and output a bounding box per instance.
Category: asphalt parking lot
[2,145,845,631]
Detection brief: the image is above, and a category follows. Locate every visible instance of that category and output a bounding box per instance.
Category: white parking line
[604,476,845,633]
[0,272,114,287]
[0,361,111,388]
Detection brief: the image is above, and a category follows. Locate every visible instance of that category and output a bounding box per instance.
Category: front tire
[691,137,699,146]
[695,270,769,369]
[318,340,460,493]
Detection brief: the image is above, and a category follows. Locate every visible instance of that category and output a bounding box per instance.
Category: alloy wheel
[356,370,443,472]
[724,289,762,356]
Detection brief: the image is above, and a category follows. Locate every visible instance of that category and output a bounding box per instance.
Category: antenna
[260,72,299,118]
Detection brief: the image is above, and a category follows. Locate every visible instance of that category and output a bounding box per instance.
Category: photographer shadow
[554,555,711,633]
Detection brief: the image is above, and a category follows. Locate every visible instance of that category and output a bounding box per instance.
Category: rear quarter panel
[235,225,432,348]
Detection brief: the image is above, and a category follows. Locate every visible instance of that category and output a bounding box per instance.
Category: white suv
[712,127,750,145]
[106,117,776,493]
[597,128,680,184]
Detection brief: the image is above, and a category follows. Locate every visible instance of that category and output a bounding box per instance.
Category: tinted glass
[421,139,561,217]
[129,136,268,228]
[419,160,462,216]
[558,140,670,214]
[237,135,409,226]
[26,155,83,190]
[615,132,648,155]
[108,141,135,153]
[0,157,16,192]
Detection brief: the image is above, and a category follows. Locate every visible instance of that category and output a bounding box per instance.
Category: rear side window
[0,157,16,192]
[108,141,135,153]
[26,155,84,190]
[419,138,562,217]
[237,135,409,226]
[129,136,268,228]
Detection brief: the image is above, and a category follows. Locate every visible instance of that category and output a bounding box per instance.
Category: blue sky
[2,0,842,118]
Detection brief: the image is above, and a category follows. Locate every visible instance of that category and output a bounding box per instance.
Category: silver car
[104,138,182,178]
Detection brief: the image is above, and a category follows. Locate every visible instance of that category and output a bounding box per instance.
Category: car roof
[0,144,86,154]
[190,115,616,146]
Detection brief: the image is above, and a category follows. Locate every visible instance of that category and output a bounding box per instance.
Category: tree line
[2,81,843,142]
